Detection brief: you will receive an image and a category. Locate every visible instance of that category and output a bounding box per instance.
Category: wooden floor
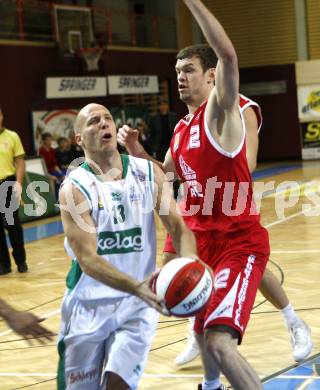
[1,161,320,389]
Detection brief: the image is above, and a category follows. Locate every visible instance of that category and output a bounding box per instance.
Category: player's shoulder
[62,163,95,195]
[124,154,154,182]
[239,94,259,109]
[59,170,90,206]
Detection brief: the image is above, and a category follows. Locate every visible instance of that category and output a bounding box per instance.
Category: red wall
[0,44,185,154]
[0,44,300,160]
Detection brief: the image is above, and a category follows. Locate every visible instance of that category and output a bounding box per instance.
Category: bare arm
[14,156,25,186]
[0,299,54,343]
[184,0,238,108]
[153,164,197,261]
[59,183,165,313]
[184,0,241,152]
[243,107,259,173]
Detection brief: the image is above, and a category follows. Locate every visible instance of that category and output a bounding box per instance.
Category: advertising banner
[300,121,320,159]
[297,85,320,120]
[46,77,107,98]
[108,75,159,95]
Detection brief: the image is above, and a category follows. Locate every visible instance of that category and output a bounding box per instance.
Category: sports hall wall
[1,0,320,160]
[0,44,181,154]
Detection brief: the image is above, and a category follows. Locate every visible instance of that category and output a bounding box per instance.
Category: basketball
[153,258,213,317]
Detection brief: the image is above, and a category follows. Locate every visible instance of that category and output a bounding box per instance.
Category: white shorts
[57,294,159,390]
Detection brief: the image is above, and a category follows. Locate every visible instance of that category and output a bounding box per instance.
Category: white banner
[108,75,159,95]
[46,77,107,98]
[297,85,320,120]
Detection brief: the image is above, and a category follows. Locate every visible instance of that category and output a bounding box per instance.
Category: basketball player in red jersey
[118,1,311,388]
[172,92,312,368]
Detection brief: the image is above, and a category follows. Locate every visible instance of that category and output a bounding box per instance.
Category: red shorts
[163,229,269,343]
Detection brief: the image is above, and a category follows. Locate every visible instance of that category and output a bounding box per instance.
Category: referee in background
[0,106,28,275]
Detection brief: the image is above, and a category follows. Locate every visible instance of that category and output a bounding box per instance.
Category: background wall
[240,64,301,161]
[0,44,183,154]
[2,0,319,161]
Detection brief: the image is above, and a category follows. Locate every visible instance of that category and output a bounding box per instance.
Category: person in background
[55,137,72,174]
[0,298,54,342]
[39,132,65,186]
[68,130,84,161]
[0,106,28,275]
[136,119,153,155]
[149,100,178,161]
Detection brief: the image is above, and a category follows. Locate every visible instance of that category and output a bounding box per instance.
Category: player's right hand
[117,125,139,149]
[135,280,170,316]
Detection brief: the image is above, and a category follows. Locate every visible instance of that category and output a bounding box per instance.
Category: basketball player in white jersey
[57,103,198,390]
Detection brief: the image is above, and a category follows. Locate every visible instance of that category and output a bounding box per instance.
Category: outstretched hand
[5,310,55,344]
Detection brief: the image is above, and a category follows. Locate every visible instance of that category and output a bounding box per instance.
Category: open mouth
[102,133,112,141]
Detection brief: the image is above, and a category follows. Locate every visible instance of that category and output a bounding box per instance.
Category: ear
[75,133,83,147]
[207,67,216,85]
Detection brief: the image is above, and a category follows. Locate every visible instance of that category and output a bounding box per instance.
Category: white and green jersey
[63,154,156,300]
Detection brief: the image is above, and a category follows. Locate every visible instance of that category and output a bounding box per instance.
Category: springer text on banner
[46,77,107,99]
[108,75,159,95]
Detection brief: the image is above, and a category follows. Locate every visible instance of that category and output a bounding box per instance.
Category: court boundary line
[261,352,320,383]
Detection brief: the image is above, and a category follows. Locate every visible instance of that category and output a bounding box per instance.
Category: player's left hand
[136,280,170,316]
[5,310,55,344]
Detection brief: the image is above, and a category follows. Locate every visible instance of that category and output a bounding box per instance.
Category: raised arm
[184,0,238,108]
[59,183,165,313]
[184,0,241,152]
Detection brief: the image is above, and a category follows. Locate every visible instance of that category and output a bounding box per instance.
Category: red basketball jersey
[170,101,262,234]
[239,94,262,132]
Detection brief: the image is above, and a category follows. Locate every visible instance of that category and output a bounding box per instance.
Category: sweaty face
[78,105,117,154]
[175,56,213,105]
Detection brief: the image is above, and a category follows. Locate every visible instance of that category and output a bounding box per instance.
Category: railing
[0,0,177,49]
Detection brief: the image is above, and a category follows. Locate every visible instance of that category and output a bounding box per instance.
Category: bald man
[57,103,197,390]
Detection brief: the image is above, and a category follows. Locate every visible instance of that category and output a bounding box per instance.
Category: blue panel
[263,355,320,389]
[263,379,304,390]
[6,221,63,247]
[252,164,301,180]
[307,382,320,389]
[23,221,64,243]
[285,365,314,376]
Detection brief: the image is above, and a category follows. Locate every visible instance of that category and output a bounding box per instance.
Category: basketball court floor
[0,160,319,389]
